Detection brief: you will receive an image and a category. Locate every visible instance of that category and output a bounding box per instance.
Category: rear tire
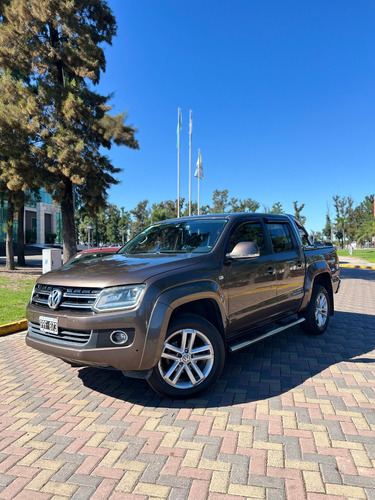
[302,285,330,335]
[147,314,225,398]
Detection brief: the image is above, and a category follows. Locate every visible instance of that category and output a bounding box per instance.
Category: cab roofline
[155,213,295,224]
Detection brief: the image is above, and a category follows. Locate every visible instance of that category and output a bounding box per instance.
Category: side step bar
[228,317,305,353]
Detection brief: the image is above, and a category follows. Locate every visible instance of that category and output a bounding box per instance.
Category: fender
[138,280,226,370]
[299,260,333,313]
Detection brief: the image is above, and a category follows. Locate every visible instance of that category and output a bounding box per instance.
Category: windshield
[119,219,227,255]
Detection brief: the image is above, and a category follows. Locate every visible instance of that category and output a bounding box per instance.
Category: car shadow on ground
[78,310,375,410]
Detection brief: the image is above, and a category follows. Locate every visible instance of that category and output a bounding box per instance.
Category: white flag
[194,150,204,180]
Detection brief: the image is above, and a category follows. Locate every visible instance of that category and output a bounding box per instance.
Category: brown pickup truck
[26,213,340,398]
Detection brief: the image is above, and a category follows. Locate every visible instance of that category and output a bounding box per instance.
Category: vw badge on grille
[48,289,63,310]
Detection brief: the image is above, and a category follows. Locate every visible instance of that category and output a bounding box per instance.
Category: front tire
[302,284,330,335]
[147,314,225,398]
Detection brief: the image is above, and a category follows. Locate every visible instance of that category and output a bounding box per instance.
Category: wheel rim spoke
[191,344,212,355]
[184,364,198,385]
[161,352,180,362]
[171,364,185,385]
[181,329,189,351]
[163,361,180,383]
[187,331,196,352]
[191,352,214,362]
[190,361,205,382]
[163,342,182,355]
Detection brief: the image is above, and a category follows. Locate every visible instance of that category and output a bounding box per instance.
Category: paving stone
[0,267,374,499]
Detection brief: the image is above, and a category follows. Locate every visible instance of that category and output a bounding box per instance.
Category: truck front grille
[32,284,101,312]
[28,322,91,345]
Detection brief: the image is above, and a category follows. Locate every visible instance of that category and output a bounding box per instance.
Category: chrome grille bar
[32,284,101,312]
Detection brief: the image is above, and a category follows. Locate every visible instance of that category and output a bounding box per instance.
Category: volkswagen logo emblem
[48,289,63,310]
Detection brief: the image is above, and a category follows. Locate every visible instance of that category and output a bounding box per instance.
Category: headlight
[93,285,145,312]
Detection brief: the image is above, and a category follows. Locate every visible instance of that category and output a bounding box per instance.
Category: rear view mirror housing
[226,241,260,260]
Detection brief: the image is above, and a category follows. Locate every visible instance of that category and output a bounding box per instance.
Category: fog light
[111,330,129,345]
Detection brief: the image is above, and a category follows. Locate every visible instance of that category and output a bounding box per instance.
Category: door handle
[267,267,275,275]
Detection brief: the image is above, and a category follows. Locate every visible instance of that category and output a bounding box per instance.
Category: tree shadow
[78,309,375,409]
[340,265,375,281]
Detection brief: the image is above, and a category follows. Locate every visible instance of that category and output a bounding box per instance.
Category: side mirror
[226,241,260,260]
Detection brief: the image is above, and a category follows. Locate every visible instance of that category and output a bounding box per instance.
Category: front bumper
[26,301,158,371]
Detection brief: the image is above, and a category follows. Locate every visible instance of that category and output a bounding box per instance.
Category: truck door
[265,221,305,315]
[223,221,278,336]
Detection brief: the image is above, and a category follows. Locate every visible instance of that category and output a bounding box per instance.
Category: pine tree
[0,0,139,261]
[0,70,41,269]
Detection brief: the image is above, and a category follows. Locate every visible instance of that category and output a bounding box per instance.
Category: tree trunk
[6,199,15,270]
[61,178,77,262]
[17,202,26,266]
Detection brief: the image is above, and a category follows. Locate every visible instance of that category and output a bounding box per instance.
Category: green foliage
[270,202,284,214]
[293,201,306,225]
[322,212,332,241]
[0,0,139,261]
[211,189,229,213]
[130,200,151,237]
[332,195,354,247]
[76,204,131,245]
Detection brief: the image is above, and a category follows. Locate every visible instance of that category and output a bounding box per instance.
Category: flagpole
[188,110,192,216]
[177,108,181,217]
[197,148,200,216]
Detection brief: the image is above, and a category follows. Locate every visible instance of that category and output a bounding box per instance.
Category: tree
[0,70,42,269]
[118,207,131,244]
[270,202,284,214]
[332,195,354,247]
[211,190,229,213]
[293,201,306,225]
[353,194,375,246]
[0,1,139,262]
[322,212,333,242]
[230,197,260,213]
[130,200,151,237]
[151,199,180,223]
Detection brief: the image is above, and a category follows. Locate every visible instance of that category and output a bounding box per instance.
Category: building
[0,189,62,245]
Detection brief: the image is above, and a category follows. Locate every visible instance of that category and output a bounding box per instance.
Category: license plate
[39,316,58,335]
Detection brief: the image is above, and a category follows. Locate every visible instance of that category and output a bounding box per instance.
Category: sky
[97,0,375,233]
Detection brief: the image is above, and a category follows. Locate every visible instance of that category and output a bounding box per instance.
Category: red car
[66,246,120,265]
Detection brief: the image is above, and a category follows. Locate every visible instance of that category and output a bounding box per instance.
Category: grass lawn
[0,272,39,324]
[337,248,375,263]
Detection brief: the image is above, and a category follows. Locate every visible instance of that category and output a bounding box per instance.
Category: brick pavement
[0,266,374,500]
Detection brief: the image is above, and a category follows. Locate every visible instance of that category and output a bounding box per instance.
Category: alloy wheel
[315,292,328,328]
[158,328,214,389]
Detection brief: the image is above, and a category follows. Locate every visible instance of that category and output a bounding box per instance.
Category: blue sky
[98,0,375,233]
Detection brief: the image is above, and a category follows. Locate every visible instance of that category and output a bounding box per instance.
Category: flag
[176,108,182,149]
[189,111,193,136]
[194,150,204,180]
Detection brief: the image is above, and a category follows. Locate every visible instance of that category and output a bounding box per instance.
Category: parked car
[66,246,120,265]
[26,213,340,398]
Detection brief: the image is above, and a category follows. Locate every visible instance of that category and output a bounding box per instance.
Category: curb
[0,320,27,336]
[340,264,375,270]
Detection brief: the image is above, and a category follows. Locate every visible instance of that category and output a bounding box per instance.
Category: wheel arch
[300,267,334,316]
[138,281,227,370]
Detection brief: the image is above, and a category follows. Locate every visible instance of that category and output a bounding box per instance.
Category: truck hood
[38,253,206,288]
